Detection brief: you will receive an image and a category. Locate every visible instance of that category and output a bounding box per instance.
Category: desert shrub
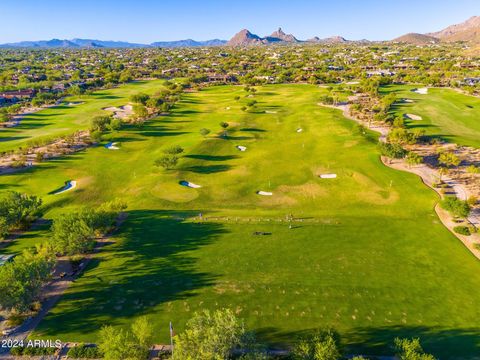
[68,343,104,359]
[10,346,57,356]
[453,226,471,236]
[6,313,28,327]
[378,142,407,159]
[441,197,471,218]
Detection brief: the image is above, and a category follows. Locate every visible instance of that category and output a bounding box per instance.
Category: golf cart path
[323,103,480,260]
[3,100,64,128]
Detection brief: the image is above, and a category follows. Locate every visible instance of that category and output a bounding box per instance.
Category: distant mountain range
[1,16,479,48]
[227,27,351,46]
[0,38,227,49]
[394,16,480,44]
[151,39,227,48]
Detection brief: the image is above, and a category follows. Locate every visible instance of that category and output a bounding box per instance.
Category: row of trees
[89,309,436,360]
[50,199,127,256]
[0,196,126,314]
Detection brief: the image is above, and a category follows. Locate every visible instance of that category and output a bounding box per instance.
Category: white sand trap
[403,99,414,103]
[412,88,428,95]
[105,142,120,150]
[180,181,202,189]
[257,191,273,196]
[225,107,231,110]
[265,111,277,114]
[319,174,337,179]
[346,81,360,85]
[404,114,423,121]
[236,145,247,152]
[103,105,133,119]
[297,128,303,133]
[103,106,119,112]
[53,180,77,195]
[66,102,84,106]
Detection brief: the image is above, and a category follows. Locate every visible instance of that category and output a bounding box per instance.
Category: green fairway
[382,85,480,148]
[0,80,165,153]
[1,84,480,357]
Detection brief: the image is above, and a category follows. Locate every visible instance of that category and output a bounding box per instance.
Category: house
[207,74,237,83]
[464,77,480,86]
[0,89,36,102]
[366,70,395,77]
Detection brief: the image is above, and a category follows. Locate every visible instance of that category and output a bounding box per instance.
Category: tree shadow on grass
[184,154,239,161]
[0,136,29,142]
[35,210,227,338]
[183,164,232,174]
[254,325,480,359]
[135,124,189,138]
[344,325,480,359]
[91,95,121,100]
[16,122,54,130]
[240,128,266,133]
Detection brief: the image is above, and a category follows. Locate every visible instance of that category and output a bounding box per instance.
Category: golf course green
[1,83,480,357]
[383,85,480,148]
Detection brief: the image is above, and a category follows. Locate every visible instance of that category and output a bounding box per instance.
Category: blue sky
[1,0,479,43]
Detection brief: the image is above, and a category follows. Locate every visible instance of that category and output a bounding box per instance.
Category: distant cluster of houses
[0,89,36,105]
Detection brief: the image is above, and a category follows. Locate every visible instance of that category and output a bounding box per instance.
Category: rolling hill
[393,33,440,45]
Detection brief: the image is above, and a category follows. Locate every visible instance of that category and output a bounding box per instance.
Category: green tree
[51,210,96,255]
[130,93,150,105]
[90,116,112,132]
[0,247,55,312]
[467,165,480,174]
[155,155,178,170]
[378,142,407,159]
[441,197,471,219]
[98,326,133,360]
[200,128,211,138]
[163,145,184,155]
[438,151,461,168]
[394,338,436,360]
[293,330,341,360]
[133,104,149,121]
[173,309,244,360]
[220,122,229,137]
[406,152,423,167]
[0,192,42,235]
[131,316,154,350]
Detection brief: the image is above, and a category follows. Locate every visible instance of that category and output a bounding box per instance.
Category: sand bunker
[105,142,120,150]
[404,114,423,121]
[412,88,428,95]
[180,181,202,189]
[346,81,360,85]
[53,180,77,195]
[236,145,247,152]
[319,174,337,179]
[257,191,273,196]
[66,102,84,106]
[265,110,277,114]
[225,107,231,110]
[103,104,133,119]
[403,99,414,103]
[297,128,303,133]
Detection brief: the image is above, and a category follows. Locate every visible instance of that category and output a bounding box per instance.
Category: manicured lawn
[382,85,480,148]
[1,84,480,357]
[0,80,165,153]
